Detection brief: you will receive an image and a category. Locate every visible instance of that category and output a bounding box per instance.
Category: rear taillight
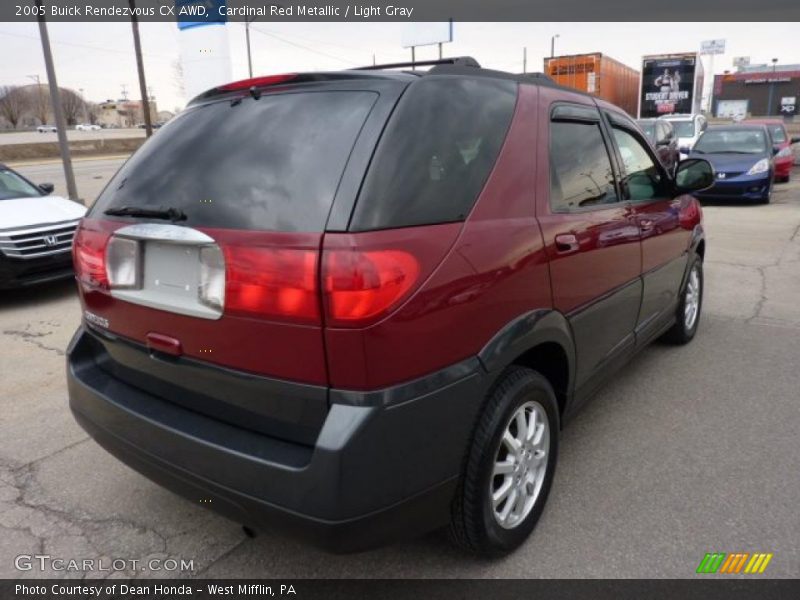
[323,249,420,327]
[73,226,110,289]
[224,246,319,324]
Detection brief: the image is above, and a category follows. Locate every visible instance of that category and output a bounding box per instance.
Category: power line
[0,29,173,60]
[244,24,361,66]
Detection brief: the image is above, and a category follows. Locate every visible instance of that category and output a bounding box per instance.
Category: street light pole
[767,58,778,117]
[551,34,560,58]
[34,0,79,203]
[129,0,153,138]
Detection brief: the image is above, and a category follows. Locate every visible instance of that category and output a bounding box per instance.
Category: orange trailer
[544,53,640,116]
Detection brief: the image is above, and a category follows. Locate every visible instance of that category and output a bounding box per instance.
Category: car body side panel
[324,83,550,390]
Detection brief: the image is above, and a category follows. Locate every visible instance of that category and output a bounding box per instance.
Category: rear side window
[350,77,517,231]
[91,91,377,232]
[549,120,618,212]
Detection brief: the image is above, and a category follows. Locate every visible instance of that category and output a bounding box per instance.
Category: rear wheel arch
[478,310,575,419]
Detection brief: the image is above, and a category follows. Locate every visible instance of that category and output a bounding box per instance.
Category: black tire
[449,367,559,557]
[662,255,703,344]
[759,181,773,204]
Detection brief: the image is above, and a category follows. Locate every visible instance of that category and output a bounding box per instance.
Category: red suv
[67,58,713,556]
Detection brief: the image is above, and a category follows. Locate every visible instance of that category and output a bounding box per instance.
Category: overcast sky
[1,21,798,111]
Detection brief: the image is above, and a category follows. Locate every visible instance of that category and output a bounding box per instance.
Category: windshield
[693,130,768,154]
[92,90,377,232]
[638,122,656,142]
[672,121,695,138]
[0,169,43,200]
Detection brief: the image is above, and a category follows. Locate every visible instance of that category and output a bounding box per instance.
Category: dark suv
[67,58,713,556]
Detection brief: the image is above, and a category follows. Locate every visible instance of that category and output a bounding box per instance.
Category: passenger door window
[611,127,670,201]
[549,120,618,212]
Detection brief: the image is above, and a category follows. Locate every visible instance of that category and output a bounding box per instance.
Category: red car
[745,119,798,182]
[67,58,714,556]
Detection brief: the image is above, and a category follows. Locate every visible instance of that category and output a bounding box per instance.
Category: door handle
[555,233,579,254]
[639,219,654,232]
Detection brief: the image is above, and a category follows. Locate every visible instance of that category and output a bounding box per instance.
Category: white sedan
[36,125,57,133]
[75,123,102,131]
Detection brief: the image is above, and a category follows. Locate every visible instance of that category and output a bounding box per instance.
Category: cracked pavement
[1,161,799,579]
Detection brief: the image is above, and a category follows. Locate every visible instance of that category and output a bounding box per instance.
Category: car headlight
[775,147,792,159]
[747,159,769,175]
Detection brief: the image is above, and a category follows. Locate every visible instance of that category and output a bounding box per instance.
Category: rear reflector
[224,246,319,324]
[323,249,420,326]
[73,226,110,289]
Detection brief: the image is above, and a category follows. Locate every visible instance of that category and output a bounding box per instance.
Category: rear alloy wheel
[449,367,559,556]
[662,255,703,344]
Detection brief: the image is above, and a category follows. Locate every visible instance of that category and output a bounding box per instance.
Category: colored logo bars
[696,552,773,574]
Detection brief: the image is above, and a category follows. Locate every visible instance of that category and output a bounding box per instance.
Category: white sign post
[700,39,726,114]
[401,21,454,68]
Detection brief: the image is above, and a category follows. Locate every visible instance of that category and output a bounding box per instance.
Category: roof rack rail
[516,72,555,83]
[353,56,481,71]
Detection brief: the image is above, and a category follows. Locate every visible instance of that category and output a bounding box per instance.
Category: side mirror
[675,158,715,194]
[39,183,55,194]
[656,138,670,147]
[679,146,691,155]
[773,146,781,156]
[791,136,800,145]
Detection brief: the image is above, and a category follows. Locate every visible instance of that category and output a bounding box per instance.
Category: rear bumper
[774,158,792,178]
[0,251,74,289]
[67,326,487,552]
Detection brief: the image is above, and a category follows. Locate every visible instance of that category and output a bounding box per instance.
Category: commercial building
[544,53,640,116]
[97,99,158,128]
[713,63,800,119]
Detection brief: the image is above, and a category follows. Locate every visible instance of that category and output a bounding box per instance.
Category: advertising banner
[640,55,697,117]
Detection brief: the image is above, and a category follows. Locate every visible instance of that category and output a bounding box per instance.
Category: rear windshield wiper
[104,206,187,221]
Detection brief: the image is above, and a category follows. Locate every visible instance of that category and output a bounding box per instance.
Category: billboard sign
[732,56,750,68]
[717,99,748,120]
[176,0,226,30]
[401,21,453,48]
[780,97,797,115]
[640,55,697,117]
[701,39,726,55]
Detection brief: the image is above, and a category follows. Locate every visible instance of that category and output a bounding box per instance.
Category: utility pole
[523,47,527,73]
[129,0,153,138]
[767,58,778,117]
[551,34,560,58]
[35,0,79,203]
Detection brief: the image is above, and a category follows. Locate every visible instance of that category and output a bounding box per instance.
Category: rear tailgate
[76,82,396,444]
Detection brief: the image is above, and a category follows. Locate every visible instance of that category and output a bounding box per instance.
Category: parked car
[660,113,707,159]
[75,123,102,131]
[687,124,774,203]
[637,118,679,173]
[66,58,713,556]
[0,164,85,289]
[745,119,798,183]
[36,125,57,133]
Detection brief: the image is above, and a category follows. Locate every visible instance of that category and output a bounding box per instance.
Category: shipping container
[638,52,704,118]
[544,53,640,116]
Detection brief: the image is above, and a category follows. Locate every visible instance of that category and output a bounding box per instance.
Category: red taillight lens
[73,226,110,289]
[224,246,319,324]
[323,249,420,326]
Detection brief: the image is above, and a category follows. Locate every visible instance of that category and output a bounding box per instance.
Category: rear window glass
[350,77,517,231]
[768,125,787,143]
[91,91,377,232]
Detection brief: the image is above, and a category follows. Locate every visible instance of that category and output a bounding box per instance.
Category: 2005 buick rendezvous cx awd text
[66,58,714,556]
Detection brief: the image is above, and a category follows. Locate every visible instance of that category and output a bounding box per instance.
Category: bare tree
[0,86,26,129]
[59,88,85,126]
[86,102,100,125]
[172,59,185,98]
[31,84,49,125]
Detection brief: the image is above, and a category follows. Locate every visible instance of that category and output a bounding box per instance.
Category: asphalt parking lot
[1,162,799,579]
